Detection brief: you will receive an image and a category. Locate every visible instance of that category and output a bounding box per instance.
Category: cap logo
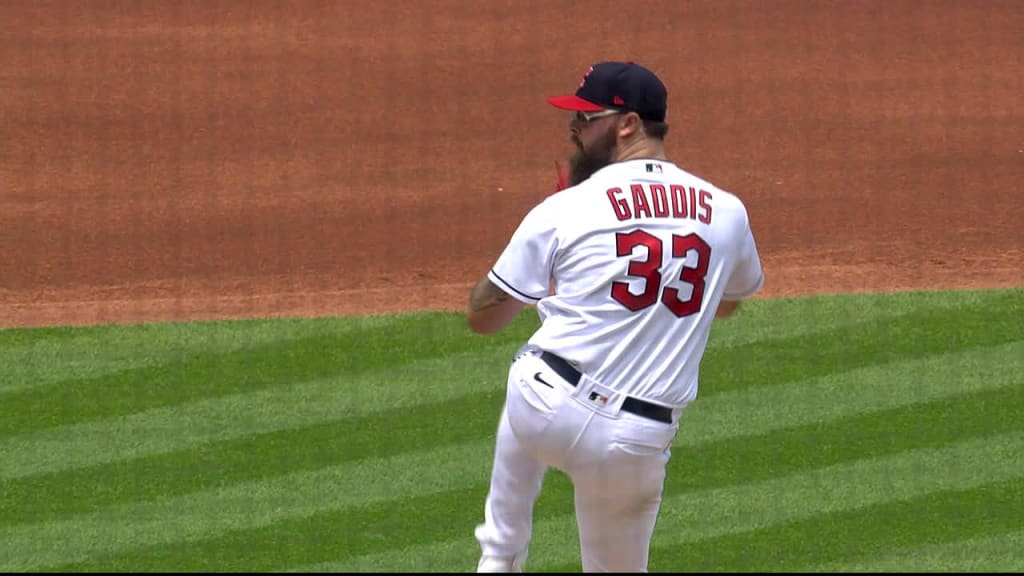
[613,95,625,106]
[578,66,595,88]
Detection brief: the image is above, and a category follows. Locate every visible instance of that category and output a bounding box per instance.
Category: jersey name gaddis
[605,183,713,223]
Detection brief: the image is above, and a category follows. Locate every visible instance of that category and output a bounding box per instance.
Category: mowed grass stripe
[4,361,1020,570]
[684,340,1023,446]
[284,384,1023,571]
[1,288,1019,571]
[812,529,1024,572]
[4,288,1019,432]
[704,287,1017,349]
[696,289,1022,395]
[3,303,1020,482]
[0,441,497,572]
[0,317,383,395]
[0,387,505,524]
[3,340,1019,524]
[664,384,1023,492]
[596,479,1024,573]
[293,488,1024,574]
[0,286,970,394]
[0,350,512,480]
[5,382,1019,532]
[282,433,1024,573]
[1,287,1002,367]
[0,312,530,436]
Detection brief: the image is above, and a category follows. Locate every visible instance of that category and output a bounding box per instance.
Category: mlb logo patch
[645,163,663,173]
[588,391,609,406]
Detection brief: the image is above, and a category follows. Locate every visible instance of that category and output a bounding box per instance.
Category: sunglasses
[574,109,624,123]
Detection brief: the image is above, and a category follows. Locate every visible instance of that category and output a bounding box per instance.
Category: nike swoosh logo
[533,372,554,388]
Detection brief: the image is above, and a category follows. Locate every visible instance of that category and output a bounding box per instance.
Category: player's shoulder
[710,186,751,217]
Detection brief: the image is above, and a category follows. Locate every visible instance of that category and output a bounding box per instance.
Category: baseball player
[467,61,764,572]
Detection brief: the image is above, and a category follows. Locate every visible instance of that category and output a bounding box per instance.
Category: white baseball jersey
[488,158,763,408]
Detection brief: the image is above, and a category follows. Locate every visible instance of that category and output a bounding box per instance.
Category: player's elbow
[467,315,490,334]
[467,300,525,335]
[715,299,741,318]
[467,311,503,335]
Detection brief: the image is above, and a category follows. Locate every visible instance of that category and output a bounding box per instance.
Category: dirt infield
[1,0,1021,329]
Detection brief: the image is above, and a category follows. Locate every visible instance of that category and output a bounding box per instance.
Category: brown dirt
[2,0,1021,329]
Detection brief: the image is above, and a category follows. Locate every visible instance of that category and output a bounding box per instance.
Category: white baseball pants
[475,347,679,572]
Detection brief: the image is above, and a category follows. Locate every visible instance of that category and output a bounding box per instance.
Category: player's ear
[618,112,642,138]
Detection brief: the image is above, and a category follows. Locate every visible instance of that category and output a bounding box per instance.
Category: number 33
[611,230,711,317]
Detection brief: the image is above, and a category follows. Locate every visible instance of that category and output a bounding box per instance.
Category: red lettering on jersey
[670,185,687,218]
[631,184,652,219]
[650,184,669,217]
[698,189,713,224]
[607,187,631,221]
[609,184,710,222]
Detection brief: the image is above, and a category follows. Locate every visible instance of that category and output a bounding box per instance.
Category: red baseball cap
[547,61,668,122]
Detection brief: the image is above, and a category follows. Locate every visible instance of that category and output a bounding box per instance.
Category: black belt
[539,351,673,424]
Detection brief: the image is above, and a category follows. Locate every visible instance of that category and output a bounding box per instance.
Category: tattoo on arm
[469,278,510,312]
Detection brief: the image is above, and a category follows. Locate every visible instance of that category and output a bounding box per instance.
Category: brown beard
[568,124,618,186]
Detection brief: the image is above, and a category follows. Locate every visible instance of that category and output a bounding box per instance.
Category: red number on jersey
[611,230,663,311]
[611,231,712,317]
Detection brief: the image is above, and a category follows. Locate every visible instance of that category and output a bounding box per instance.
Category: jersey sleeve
[722,208,765,301]
[487,202,558,305]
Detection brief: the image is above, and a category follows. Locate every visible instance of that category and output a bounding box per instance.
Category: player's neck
[614,138,667,164]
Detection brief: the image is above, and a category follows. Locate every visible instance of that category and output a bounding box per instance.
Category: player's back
[527,158,763,408]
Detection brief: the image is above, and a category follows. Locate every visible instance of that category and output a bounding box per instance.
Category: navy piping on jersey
[490,270,542,302]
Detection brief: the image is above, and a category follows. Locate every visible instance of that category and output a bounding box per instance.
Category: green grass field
[2,287,1022,572]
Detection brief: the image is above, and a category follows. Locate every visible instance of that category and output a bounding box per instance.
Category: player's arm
[469,199,555,334]
[717,205,764,319]
[715,299,741,318]
[467,277,527,334]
